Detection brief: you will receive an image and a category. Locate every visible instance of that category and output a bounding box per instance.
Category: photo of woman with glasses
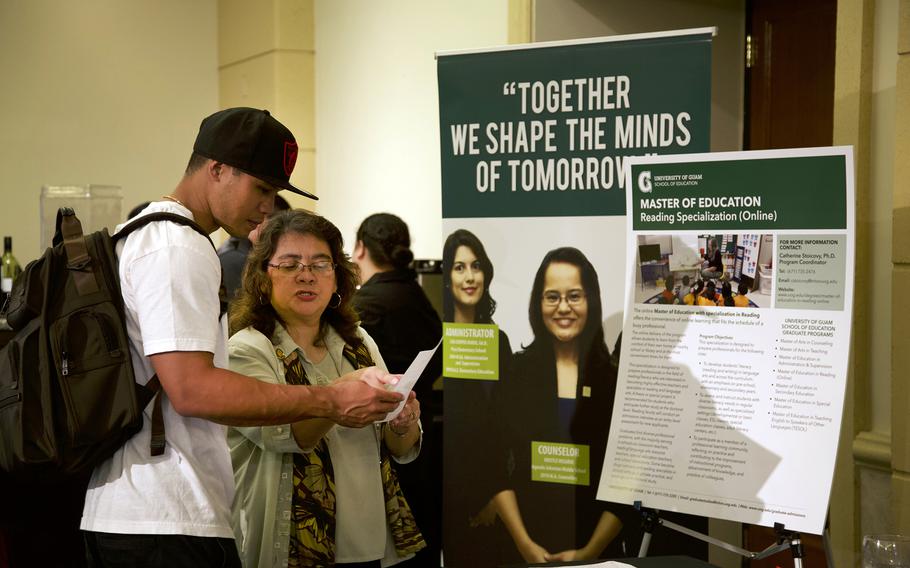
[441,228,515,568]
[227,210,425,567]
[493,246,635,563]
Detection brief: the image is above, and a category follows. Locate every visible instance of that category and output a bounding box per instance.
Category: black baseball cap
[193,107,317,200]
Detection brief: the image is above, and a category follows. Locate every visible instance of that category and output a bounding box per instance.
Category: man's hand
[328,368,402,427]
[354,366,400,389]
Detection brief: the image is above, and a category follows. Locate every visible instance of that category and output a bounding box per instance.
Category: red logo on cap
[283,141,298,177]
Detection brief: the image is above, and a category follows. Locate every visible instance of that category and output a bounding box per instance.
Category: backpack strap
[144,376,166,456]
[112,211,215,249]
[54,208,100,296]
[114,211,228,318]
[132,373,165,455]
[113,211,218,458]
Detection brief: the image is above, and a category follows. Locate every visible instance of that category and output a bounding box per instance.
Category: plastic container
[40,185,123,251]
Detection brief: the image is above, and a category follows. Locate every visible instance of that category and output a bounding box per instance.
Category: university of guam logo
[283,141,298,177]
[637,170,653,194]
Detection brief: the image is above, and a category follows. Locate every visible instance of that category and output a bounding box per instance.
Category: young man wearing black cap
[80,108,403,567]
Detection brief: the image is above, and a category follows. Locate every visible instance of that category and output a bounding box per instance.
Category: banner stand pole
[633,502,809,567]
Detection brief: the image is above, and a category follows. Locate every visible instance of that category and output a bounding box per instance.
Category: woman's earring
[329,292,342,309]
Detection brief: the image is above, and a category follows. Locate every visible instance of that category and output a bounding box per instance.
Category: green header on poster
[438,32,713,219]
[630,155,848,230]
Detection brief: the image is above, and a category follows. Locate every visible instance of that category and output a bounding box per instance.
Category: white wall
[534,0,745,153]
[313,0,509,259]
[0,0,219,260]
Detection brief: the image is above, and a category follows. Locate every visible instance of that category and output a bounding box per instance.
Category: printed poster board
[597,147,855,536]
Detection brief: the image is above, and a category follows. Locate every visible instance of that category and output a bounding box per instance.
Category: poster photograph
[634,233,773,308]
[597,146,855,536]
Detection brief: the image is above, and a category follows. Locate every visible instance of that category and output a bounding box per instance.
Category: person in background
[352,213,442,381]
[351,212,443,567]
[80,107,402,567]
[219,194,291,300]
[676,275,691,304]
[658,274,677,304]
[734,281,751,307]
[698,280,719,306]
[720,281,735,307]
[442,229,513,568]
[494,247,634,563]
[228,210,424,567]
[700,237,725,280]
[684,279,702,306]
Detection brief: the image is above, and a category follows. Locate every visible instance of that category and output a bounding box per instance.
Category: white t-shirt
[80,201,235,538]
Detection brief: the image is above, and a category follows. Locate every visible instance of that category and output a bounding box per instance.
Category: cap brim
[238,168,318,200]
[278,182,319,201]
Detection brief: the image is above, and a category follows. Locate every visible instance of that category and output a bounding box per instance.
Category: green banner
[439,30,715,566]
[438,32,713,219]
[630,155,848,230]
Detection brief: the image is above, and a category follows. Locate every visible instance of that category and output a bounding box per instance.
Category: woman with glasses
[227,210,425,567]
[441,229,514,568]
[494,247,633,562]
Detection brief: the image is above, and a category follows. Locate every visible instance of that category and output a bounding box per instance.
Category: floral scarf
[279,341,425,566]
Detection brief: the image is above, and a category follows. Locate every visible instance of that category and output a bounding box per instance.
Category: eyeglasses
[268,260,336,277]
[542,290,586,306]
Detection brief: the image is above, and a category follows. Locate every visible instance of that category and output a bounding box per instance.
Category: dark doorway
[742,0,836,566]
[745,0,836,150]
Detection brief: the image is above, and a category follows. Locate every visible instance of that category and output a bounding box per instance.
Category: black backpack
[0,207,214,480]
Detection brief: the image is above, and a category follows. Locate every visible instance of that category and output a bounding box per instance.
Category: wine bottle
[1,236,22,309]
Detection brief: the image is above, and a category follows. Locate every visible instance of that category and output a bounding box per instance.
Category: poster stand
[633,502,823,567]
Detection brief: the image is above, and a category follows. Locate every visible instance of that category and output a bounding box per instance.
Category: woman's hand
[517,538,549,563]
[389,391,419,435]
[560,511,622,562]
[547,549,581,562]
[384,392,421,457]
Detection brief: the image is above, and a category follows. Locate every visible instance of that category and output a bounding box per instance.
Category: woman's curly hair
[229,210,362,348]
